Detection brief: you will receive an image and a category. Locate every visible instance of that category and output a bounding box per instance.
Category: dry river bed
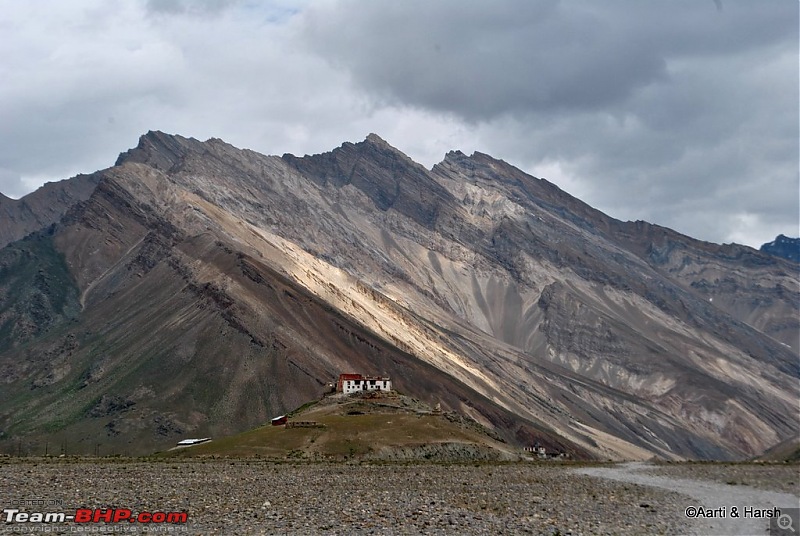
[0,459,798,535]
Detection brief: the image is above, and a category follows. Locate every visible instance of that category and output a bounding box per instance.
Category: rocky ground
[3,459,799,535]
[0,459,703,535]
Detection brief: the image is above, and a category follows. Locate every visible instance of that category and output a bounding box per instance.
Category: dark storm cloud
[302,0,794,120]
[302,0,799,246]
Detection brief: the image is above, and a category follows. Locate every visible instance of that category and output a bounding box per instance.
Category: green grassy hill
[161,391,521,462]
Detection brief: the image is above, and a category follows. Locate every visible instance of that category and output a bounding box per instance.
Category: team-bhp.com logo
[4,508,188,524]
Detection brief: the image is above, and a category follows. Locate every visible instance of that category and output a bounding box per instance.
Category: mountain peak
[364,133,389,146]
[358,133,416,164]
[281,134,456,227]
[760,234,800,263]
[115,130,201,171]
[442,149,467,162]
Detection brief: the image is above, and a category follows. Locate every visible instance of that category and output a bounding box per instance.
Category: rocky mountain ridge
[761,234,800,263]
[0,131,797,460]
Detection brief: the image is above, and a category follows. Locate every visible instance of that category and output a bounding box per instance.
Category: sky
[1,0,797,248]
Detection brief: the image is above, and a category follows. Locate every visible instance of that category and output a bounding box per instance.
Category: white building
[336,373,392,394]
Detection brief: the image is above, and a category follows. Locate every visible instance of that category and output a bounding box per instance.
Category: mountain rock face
[761,234,800,263]
[0,131,797,459]
[0,174,101,249]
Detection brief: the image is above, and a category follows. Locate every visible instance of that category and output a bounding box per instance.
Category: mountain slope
[0,173,101,249]
[0,166,573,456]
[0,131,797,460]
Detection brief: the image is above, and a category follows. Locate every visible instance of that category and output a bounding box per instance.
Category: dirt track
[577,462,799,536]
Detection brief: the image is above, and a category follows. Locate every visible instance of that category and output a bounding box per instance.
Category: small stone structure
[285,421,324,429]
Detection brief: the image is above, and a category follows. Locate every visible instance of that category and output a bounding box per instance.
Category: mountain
[0,173,101,249]
[0,131,797,460]
[754,435,800,463]
[761,234,800,263]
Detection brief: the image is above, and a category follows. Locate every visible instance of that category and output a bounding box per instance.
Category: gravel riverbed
[1,459,796,535]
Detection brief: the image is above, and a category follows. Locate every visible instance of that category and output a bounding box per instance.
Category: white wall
[342,379,392,394]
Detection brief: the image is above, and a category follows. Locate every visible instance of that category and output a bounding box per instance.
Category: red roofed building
[271,415,287,426]
[336,373,392,394]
